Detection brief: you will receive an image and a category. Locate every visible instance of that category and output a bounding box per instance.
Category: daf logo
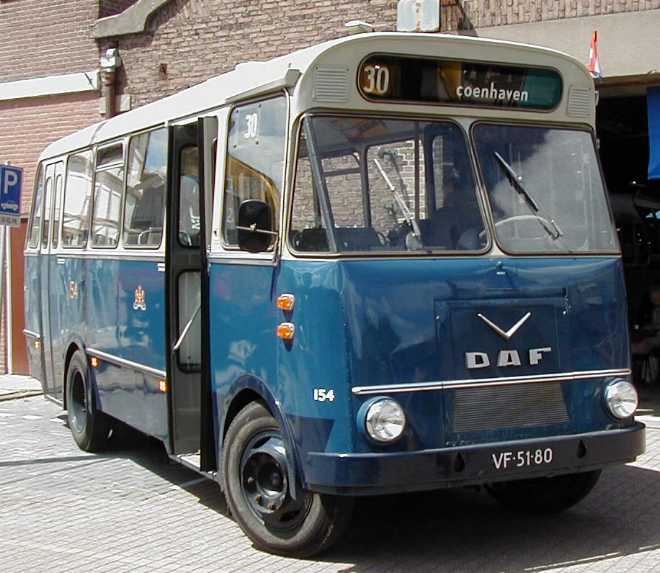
[466,312,552,369]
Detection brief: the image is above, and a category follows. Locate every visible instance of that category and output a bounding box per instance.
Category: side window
[40,164,55,249]
[62,150,93,248]
[123,129,167,248]
[27,165,44,249]
[51,163,64,248]
[223,96,286,248]
[179,145,200,247]
[92,143,124,247]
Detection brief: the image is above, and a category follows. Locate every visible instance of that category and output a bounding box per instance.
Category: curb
[0,390,43,402]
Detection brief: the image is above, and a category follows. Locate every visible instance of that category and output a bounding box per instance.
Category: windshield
[289,116,487,253]
[473,124,618,254]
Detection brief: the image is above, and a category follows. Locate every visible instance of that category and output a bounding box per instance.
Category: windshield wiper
[492,151,563,240]
[493,151,540,212]
[372,151,422,245]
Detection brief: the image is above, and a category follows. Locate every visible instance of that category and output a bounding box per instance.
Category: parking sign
[0,165,23,228]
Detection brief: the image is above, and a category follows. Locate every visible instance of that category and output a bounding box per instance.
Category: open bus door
[166,117,218,472]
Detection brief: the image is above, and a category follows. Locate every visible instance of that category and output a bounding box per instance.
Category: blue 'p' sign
[0,165,23,227]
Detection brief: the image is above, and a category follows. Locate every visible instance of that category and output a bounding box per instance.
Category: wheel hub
[240,432,311,531]
[70,372,87,434]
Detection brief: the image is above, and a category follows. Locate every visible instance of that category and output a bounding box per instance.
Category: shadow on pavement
[81,421,659,572]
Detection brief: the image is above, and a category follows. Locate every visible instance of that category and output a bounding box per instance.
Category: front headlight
[365,398,406,443]
[604,380,638,419]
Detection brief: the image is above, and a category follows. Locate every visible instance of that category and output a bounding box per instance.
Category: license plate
[491,447,554,470]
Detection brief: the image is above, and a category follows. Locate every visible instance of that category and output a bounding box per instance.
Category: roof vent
[567,86,594,118]
[313,66,349,103]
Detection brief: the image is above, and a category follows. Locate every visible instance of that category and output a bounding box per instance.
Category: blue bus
[25,32,645,556]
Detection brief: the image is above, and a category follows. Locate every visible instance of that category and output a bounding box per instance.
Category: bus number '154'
[313,389,335,402]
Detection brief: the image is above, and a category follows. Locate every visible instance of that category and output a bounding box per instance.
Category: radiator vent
[452,382,569,433]
[567,86,594,119]
[313,66,350,103]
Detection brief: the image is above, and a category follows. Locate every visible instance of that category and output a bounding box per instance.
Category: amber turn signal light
[277,322,295,341]
[276,294,295,312]
[159,380,168,393]
[90,357,100,368]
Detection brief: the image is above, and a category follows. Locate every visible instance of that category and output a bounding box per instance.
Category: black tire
[66,350,110,452]
[486,470,601,514]
[223,402,353,557]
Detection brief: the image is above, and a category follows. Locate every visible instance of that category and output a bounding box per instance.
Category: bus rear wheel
[485,470,601,514]
[223,402,353,557]
[66,350,110,452]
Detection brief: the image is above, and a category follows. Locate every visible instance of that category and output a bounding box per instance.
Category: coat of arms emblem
[68,281,79,300]
[133,285,147,311]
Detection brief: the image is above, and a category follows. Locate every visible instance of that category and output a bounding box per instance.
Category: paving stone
[0,394,659,572]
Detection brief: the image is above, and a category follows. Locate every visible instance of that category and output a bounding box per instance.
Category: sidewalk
[0,374,42,400]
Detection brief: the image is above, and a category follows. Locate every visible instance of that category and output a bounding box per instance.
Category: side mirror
[237,199,276,253]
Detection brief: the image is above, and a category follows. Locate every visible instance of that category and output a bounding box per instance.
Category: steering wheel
[479,214,558,240]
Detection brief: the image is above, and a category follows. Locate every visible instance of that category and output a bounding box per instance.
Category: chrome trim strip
[86,348,166,379]
[351,368,632,395]
[40,252,165,262]
[208,255,275,266]
[23,329,41,339]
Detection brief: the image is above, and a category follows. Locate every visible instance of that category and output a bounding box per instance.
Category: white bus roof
[40,32,592,161]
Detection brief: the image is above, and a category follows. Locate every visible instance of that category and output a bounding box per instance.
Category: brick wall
[106,0,398,108]
[446,0,660,31]
[100,0,140,18]
[0,93,101,215]
[0,1,100,83]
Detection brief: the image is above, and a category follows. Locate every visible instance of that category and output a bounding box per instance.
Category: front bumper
[305,423,646,496]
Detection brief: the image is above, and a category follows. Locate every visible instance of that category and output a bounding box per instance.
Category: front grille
[452,382,569,433]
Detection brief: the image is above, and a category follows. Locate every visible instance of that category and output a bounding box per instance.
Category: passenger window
[51,164,64,248]
[41,165,55,249]
[179,146,200,247]
[27,165,44,249]
[62,150,93,248]
[223,96,286,248]
[123,129,167,248]
[92,142,124,247]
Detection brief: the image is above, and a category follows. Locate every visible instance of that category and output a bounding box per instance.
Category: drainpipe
[100,48,122,118]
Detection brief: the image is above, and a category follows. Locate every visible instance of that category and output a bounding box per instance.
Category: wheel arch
[219,376,304,498]
[62,339,86,410]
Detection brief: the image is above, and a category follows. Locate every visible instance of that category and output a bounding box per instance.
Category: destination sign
[358,55,563,111]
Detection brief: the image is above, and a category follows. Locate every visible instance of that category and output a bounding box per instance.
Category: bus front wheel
[485,470,601,514]
[66,350,110,452]
[223,402,353,557]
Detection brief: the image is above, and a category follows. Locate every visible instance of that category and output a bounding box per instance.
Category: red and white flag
[587,31,602,78]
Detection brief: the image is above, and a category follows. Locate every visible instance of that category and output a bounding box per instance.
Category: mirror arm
[236,225,279,237]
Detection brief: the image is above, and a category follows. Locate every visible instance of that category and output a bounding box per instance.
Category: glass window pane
[223,96,286,248]
[289,131,329,252]
[473,124,617,254]
[123,129,167,247]
[51,166,63,248]
[40,169,53,248]
[92,144,124,248]
[289,116,485,254]
[28,165,44,249]
[179,146,200,247]
[62,151,93,248]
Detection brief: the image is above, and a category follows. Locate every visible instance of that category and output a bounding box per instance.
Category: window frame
[51,162,65,250]
[122,127,168,250]
[90,139,126,250]
[221,93,288,252]
[40,164,55,250]
[61,148,95,250]
[26,163,45,251]
[286,112,492,258]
